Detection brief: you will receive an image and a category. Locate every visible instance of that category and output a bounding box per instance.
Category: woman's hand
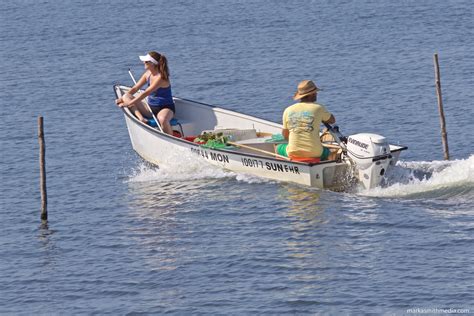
[119,101,129,108]
[116,96,131,108]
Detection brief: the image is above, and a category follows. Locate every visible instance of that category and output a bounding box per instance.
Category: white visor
[139,54,159,65]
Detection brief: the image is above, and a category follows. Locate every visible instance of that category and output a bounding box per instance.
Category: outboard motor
[345,133,392,189]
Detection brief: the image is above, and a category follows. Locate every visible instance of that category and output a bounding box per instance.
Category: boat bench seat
[171,118,196,137]
[170,118,184,135]
[147,117,193,137]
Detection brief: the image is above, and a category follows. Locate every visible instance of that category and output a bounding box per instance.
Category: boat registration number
[241,158,300,174]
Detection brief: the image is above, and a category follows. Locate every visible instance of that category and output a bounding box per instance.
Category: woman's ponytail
[158,55,170,81]
[148,51,170,81]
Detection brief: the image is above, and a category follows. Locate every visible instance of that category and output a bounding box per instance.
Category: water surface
[0,0,473,314]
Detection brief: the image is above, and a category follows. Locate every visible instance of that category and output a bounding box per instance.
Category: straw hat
[293,80,321,100]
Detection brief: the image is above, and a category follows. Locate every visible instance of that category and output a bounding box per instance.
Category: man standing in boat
[276,80,336,162]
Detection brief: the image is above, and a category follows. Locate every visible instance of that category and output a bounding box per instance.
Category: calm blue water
[1,0,473,314]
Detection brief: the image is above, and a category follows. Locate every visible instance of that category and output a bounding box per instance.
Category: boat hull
[123,111,353,190]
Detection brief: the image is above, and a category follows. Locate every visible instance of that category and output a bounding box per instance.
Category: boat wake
[127,150,273,185]
[127,145,473,200]
[360,154,474,199]
[128,155,232,184]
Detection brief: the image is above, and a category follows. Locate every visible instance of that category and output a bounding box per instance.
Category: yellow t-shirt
[282,102,331,158]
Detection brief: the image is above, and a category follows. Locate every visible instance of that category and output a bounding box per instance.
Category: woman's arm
[116,72,148,105]
[128,75,165,104]
[120,73,153,106]
[127,72,148,96]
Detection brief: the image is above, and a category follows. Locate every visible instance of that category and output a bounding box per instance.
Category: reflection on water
[277,185,335,303]
[37,222,58,272]
[281,186,386,286]
[126,177,228,212]
[278,185,328,273]
[124,180,199,271]
[128,180,187,211]
[279,185,326,226]
[124,178,232,271]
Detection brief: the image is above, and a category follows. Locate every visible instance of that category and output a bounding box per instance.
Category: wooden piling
[38,117,48,221]
[433,53,449,160]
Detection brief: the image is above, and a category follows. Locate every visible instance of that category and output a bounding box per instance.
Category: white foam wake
[360,155,474,198]
[126,148,273,185]
[127,149,232,183]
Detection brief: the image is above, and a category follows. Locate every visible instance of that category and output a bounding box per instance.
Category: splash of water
[361,155,474,199]
[127,148,273,185]
[127,151,232,183]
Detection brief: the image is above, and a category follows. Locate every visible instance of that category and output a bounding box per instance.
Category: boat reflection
[280,185,328,227]
[277,185,331,293]
[123,180,201,271]
[124,178,229,271]
[279,185,327,259]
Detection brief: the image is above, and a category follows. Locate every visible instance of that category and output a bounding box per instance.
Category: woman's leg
[157,108,174,135]
[122,94,148,122]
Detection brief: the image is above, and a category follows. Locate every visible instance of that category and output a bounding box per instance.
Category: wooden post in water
[38,117,48,221]
[433,53,450,160]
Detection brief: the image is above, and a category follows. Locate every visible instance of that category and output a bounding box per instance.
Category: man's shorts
[276,144,330,161]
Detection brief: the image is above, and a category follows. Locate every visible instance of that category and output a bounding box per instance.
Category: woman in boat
[115,51,175,134]
[276,80,336,162]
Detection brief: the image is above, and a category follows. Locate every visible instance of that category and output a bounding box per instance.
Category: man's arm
[324,114,336,125]
[282,128,289,140]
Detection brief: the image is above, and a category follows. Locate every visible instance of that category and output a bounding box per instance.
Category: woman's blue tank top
[147,76,174,106]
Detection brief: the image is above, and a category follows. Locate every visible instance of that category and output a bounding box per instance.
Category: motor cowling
[345,133,391,189]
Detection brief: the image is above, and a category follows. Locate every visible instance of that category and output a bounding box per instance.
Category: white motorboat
[114,84,407,190]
